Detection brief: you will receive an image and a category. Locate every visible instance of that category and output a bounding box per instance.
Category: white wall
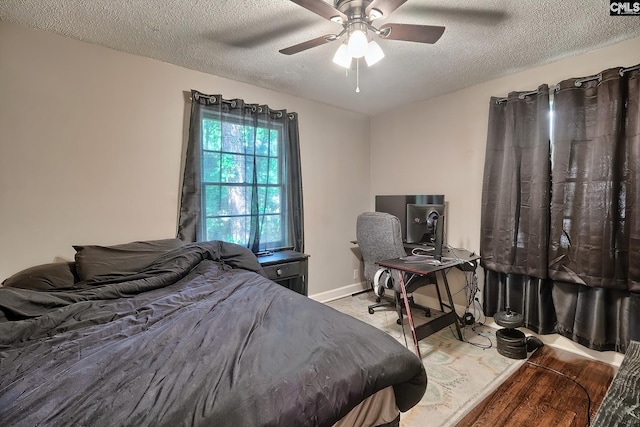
[369,35,640,365]
[0,22,371,296]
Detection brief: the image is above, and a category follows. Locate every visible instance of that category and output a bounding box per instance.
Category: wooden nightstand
[258,250,309,296]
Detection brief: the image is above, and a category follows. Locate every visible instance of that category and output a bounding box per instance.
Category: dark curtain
[178,90,304,253]
[482,65,640,353]
[551,67,630,289]
[546,66,640,352]
[481,85,551,278]
[551,282,637,352]
[480,86,554,332]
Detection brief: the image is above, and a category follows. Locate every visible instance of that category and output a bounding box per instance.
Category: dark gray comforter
[0,241,426,427]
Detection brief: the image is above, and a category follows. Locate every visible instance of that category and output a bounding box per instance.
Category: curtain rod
[190,92,294,118]
[495,64,640,104]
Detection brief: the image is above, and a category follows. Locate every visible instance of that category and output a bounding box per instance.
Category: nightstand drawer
[257,250,309,296]
[263,261,300,280]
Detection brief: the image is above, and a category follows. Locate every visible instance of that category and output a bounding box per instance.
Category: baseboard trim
[309,282,368,303]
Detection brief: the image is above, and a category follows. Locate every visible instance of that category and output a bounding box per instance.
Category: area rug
[325,293,524,427]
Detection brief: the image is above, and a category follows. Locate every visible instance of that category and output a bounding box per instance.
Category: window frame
[198,109,289,250]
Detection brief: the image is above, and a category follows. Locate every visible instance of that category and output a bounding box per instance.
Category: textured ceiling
[2,0,640,116]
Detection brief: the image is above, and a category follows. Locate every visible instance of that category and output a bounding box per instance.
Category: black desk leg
[439,270,463,341]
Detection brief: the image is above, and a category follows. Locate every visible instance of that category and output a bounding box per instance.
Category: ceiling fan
[279,0,445,68]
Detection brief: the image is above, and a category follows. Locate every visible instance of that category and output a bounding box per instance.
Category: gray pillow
[73,238,184,282]
[2,262,78,290]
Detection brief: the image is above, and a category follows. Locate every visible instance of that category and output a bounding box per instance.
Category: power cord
[460,324,493,349]
[406,236,591,425]
[439,323,493,350]
[406,235,489,349]
[445,244,493,350]
[442,246,590,424]
[411,236,486,336]
[525,360,592,426]
[410,247,435,257]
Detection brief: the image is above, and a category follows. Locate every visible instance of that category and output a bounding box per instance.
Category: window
[200,111,288,249]
[179,90,303,254]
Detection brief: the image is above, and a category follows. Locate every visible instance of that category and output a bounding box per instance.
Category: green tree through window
[200,111,287,249]
[179,91,303,253]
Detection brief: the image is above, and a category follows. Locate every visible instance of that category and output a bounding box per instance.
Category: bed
[0,239,426,426]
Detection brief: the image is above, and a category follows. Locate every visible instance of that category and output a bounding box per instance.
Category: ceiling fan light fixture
[364,40,384,66]
[332,43,352,68]
[369,8,383,20]
[347,28,368,58]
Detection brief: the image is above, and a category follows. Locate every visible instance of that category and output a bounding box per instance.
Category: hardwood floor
[456,345,616,427]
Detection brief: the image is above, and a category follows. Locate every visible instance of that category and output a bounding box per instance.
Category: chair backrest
[356,212,407,283]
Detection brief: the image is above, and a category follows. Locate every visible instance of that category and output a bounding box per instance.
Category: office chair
[356,212,431,323]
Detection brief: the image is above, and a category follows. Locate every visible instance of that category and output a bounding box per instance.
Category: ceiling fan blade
[290,0,347,22]
[379,23,445,44]
[279,34,337,55]
[400,4,508,25]
[366,0,408,19]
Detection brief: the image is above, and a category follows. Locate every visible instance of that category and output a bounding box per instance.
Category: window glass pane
[205,185,250,216]
[202,119,221,151]
[206,216,249,244]
[243,126,255,153]
[265,187,281,214]
[269,129,279,157]
[253,156,280,185]
[243,157,254,184]
[255,157,270,184]
[223,186,251,215]
[268,156,279,184]
[256,186,266,214]
[204,185,222,217]
[221,154,247,183]
[203,152,221,183]
[254,186,281,214]
[221,122,246,154]
[260,214,283,244]
[255,127,270,156]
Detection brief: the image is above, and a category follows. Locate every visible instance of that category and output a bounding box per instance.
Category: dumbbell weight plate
[494,311,525,328]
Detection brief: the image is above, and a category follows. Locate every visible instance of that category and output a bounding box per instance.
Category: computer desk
[377,248,480,358]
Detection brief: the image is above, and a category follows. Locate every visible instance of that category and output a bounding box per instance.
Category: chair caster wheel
[368,308,375,314]
[396,318,402,325]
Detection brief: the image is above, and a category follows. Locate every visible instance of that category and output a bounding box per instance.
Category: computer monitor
[375,195,444,241]
[406,203,445,247]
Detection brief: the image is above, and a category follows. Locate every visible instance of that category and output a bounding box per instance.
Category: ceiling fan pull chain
[356,59,360,93]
